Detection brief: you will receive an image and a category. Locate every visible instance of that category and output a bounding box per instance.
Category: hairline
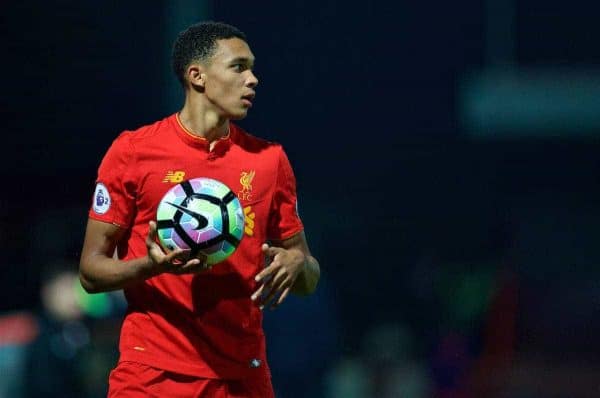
[190,37,253,68]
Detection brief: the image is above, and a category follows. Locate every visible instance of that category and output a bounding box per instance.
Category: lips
[241,93,255,106]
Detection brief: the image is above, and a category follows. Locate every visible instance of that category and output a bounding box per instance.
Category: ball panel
[226,200,245,239]
[205,241,231,265]
[193,178,230,199]
[197,228,221,245]
[171,230,192,251]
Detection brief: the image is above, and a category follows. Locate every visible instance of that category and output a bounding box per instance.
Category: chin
[229,110,249,120]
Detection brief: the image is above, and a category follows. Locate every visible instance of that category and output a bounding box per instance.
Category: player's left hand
[251,243,306,310]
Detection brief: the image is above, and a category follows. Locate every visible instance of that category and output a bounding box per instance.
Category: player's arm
[275,231,320,295]
[79,219,204,293]
[252,231,320,309]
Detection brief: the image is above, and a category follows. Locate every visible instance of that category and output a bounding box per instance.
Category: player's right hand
[146,221,211,274]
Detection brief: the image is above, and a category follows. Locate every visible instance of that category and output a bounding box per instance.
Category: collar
[170,113,233,155]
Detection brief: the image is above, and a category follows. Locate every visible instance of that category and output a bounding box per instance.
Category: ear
[187,64,206,89]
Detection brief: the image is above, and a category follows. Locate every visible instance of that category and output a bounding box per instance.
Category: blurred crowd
[0,250,518,398]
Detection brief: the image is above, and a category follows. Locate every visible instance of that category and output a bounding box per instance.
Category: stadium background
[2,1,600,397]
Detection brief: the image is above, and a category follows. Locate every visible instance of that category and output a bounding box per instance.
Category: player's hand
[251,243,306,309]
[146,221,210,274]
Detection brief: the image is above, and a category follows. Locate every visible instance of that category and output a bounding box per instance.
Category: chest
[133,149,276,230]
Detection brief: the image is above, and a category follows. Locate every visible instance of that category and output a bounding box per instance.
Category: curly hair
[172,21,247,87]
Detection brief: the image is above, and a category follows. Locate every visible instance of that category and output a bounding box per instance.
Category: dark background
[2,1,600,397]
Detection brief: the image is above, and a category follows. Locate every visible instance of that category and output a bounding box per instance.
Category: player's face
[203,38,258,120]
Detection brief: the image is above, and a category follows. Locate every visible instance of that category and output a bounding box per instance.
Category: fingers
[164,248,191,264]
[261,243,283,258]
[165,256,213,274]
[254,282,292,310]
[195,252,208,265]
[256,245,286,282]
[253,243,298,309]
[266,272,291,307]
[271,287,291,309]
[148,221,157,237]
[173,258,207,274]
[146,221,215,275]
[260,282,284,309]
[146,221,159,248]
[252,269,292,310]
[255,262,277,283]
[165,250,214,274]
[251,284,265,302]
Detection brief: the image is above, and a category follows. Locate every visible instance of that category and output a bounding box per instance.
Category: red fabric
[89,114,303,379]
[108,361,274,398]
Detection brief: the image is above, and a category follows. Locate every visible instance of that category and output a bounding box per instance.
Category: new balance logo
[163,171,186,183]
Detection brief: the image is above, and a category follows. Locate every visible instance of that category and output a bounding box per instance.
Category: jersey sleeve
[267,147,304,240]
[88,132,137,228]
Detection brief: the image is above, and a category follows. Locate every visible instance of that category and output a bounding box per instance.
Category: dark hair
[172,21,247,87]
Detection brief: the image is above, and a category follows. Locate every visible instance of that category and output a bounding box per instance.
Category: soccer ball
[156,177,245,265]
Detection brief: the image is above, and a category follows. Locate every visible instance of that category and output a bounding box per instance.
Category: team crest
[239,170,255,201]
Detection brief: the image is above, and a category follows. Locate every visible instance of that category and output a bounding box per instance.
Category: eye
[232,64,245,72]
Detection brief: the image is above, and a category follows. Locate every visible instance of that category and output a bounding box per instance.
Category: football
[156,177,245,265]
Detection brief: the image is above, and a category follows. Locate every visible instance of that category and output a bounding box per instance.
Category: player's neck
[178,98,229,142]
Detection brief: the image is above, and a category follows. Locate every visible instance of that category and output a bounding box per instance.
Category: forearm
[79,254,156,293]
[291,254,320,295]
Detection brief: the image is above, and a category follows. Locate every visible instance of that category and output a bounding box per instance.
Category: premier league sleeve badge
[93,183,111,214]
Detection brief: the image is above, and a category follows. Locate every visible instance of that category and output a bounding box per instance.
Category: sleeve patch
[92,183,112,214]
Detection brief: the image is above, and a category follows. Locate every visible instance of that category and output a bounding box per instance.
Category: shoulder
[231,123,281,150]
[231,123,286,156]
[230,125,297,175]
[103,116,173,160]
[118,115,172,146]
[101,116,172,166]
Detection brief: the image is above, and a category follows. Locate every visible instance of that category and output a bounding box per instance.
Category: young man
[79,21,320,397]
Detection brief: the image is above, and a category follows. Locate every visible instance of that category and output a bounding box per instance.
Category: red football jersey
[88,113,304,380]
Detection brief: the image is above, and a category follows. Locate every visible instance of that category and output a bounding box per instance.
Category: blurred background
[2,1,600,397]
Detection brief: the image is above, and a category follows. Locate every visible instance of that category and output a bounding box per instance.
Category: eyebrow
[229,57,255,65]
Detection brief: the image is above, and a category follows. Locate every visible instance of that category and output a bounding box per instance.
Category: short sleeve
[88,132,137,228]
[267,148,304,240]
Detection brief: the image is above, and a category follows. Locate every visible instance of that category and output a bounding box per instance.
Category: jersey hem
[118,352,271,381]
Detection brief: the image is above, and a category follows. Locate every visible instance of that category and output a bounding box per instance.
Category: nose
[246,71,258,88]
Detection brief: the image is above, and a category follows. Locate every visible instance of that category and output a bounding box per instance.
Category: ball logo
[93,183,111,214]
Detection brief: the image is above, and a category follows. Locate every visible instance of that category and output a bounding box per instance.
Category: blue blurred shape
[460,68,600,137]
